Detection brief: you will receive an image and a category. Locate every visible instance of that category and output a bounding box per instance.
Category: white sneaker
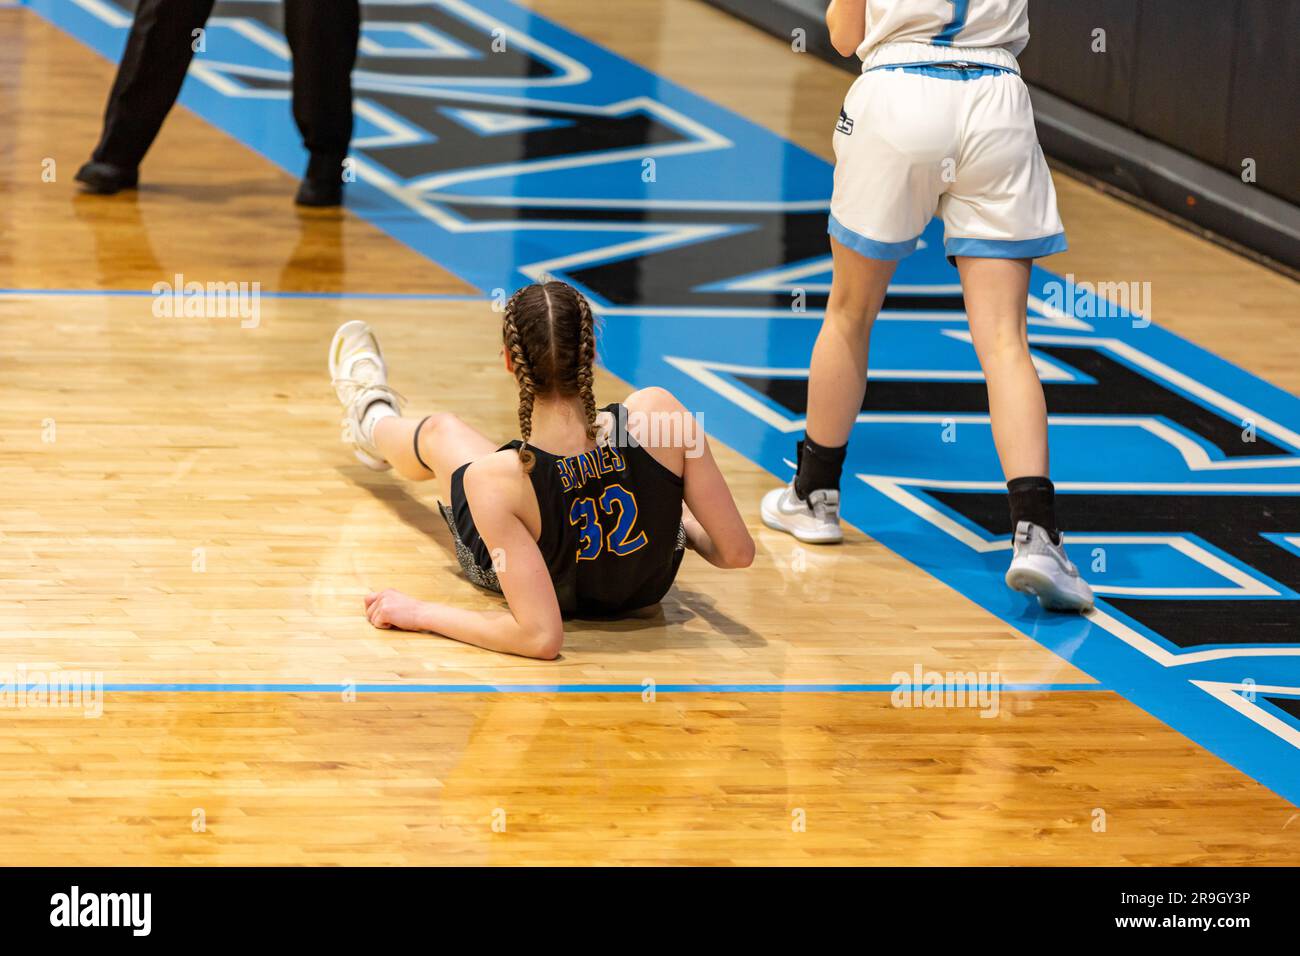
[761,483,843,544]
[328,320,404,471]
[1004,521,1094,613]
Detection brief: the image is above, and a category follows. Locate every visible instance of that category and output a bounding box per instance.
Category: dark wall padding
[1017,1,1138,122]
[1225,1,1300,205]
[1018,0,1299,206]
[1131,2,1237,170]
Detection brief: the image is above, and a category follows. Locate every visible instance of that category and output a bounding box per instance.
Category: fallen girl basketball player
[762,0,1094,613]
[329,280,755,659]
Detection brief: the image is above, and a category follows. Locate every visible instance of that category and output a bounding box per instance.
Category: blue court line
[0,288,490,301]
[17,682,1106,694]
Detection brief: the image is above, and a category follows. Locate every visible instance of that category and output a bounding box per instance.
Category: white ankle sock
[359,400,397,445]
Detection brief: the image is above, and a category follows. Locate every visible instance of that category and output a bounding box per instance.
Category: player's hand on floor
[364,588,425,631]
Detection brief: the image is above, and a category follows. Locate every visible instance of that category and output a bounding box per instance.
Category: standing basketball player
[329,281,754,659]
[762,0,1092,611]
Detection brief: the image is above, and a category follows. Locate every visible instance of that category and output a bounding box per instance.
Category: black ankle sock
[1007,476,1060,544]
[793,436,848,500]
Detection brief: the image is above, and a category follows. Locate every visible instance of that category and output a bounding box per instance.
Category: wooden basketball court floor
[2,0,1299,865]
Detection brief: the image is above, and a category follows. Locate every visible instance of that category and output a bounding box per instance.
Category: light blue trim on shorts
[944,232,1068,261]
[828,214,921,261]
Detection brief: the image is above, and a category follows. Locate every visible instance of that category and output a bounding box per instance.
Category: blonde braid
[573,292,599,441]
[503,291,538,473]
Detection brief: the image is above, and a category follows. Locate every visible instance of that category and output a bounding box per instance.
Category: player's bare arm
[365,452,565,659]
[826,0,867,56]
[623,386,755,570]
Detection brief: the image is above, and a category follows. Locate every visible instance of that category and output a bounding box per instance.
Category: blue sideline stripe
[0,288,490,301]
[11,682,1106,694]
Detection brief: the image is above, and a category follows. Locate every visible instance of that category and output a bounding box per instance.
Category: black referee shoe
[295,154,347,207]
[294,176,344,207]
[74,161,138,195]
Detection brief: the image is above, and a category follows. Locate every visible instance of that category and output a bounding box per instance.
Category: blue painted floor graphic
[31,0,1300,805]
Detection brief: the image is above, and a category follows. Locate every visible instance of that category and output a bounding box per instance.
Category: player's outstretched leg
[328,321,498,497]
[957,256,1093,613]
[329,320,406,471]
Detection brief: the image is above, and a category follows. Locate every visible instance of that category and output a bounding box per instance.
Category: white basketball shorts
[829,56,1066,263]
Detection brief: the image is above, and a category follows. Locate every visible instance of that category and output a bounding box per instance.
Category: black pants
[91,0,360,175]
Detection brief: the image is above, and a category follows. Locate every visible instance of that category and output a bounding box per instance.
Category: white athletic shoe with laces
[1004,520,1094,613]
[760,482,843,544]
[329,320,404,470]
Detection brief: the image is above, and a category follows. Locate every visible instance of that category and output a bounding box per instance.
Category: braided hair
[500,281,599,473]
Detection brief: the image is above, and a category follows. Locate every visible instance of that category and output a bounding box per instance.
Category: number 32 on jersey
[568,484,649,559]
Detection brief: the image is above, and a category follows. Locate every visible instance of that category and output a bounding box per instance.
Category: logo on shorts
[835,109,854,135]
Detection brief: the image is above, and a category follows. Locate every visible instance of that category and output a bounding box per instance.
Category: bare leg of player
[329,319,496,501]
[805,238,898,447]
[956,256,1048,480]
[372,413,497,499]
[761,238,895,544]
[957,255,1092,612]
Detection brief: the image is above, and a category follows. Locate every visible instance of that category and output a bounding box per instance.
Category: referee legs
[77,0,216,192]
[285,0,361,205]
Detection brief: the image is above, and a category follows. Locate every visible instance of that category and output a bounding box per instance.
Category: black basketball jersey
[508,403,686,616]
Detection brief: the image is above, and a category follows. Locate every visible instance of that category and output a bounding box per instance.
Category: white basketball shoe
[760,483,843,544]
[1004,521,1094,613]
[329,320,404,470]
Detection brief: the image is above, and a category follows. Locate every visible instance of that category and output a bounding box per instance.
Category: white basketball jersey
[856,0,1030,61]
